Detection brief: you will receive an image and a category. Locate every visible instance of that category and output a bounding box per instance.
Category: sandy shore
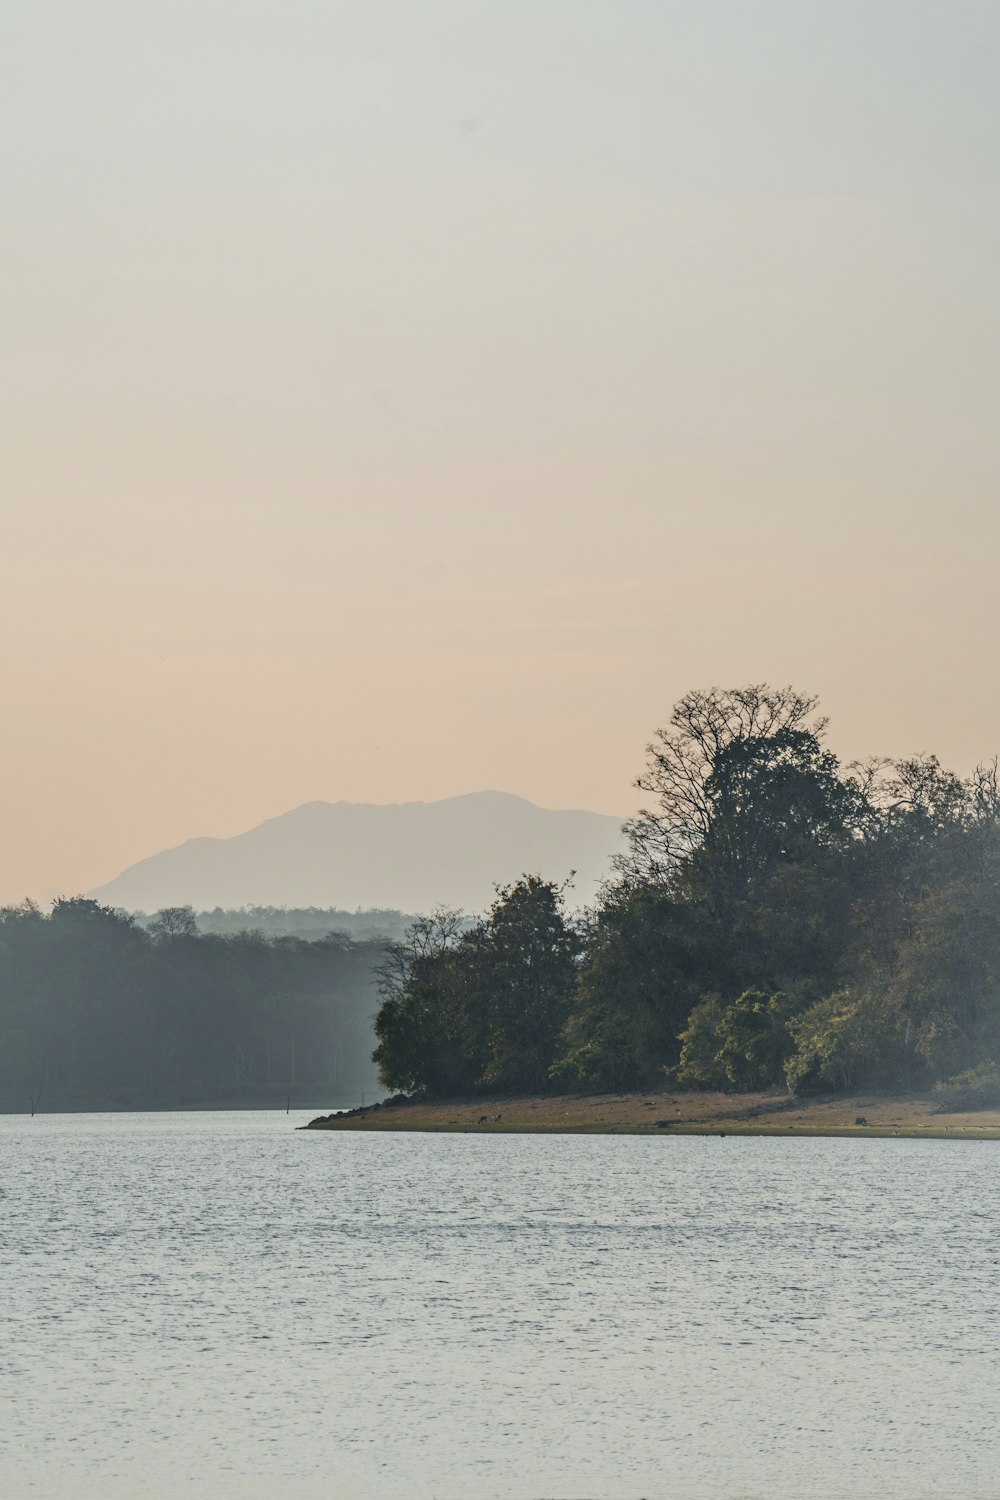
[300,1089,1000,1138]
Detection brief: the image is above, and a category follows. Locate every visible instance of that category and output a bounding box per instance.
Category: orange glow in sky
[3,2,999,900]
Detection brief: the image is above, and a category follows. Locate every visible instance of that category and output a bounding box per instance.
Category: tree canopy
[374,877,580,1095]
[374,685,1000,1104]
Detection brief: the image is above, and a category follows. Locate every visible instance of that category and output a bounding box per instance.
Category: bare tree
[969,759,1000,827]
[148,906,199,941]
[375,908,466,1006]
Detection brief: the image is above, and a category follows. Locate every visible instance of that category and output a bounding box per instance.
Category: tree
[674,994,729,1089]
[713,988,799,1091]
[622,686,860,917]
[624,685,823,871]
[372,911,478,1096]
[675,988,800,1091]
[552,885,711,1091]
[373,878,580,1096]
[785,989,903,1094]
[148,906,199,941]
[477,876,581,1092]
[887,863,1000,1080]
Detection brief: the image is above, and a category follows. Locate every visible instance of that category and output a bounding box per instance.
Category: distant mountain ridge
[88,792,626,915]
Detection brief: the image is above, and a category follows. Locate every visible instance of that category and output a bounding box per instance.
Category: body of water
[2,1110,999,1498]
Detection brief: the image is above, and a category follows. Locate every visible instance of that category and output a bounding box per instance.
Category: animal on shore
[478,1115,488,1124]
[855,1116,868,1126]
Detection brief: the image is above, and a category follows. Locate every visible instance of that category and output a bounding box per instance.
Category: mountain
[88,792,626,915]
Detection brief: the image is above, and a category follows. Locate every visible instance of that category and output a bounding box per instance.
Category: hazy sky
[4,1,1000,902]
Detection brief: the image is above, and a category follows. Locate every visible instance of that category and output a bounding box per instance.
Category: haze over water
[4,1111,999,1499]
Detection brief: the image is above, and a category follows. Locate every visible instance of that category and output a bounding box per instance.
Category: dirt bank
[300,1089,1000,1138]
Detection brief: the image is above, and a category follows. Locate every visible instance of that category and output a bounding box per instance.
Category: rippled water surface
[3,1111,1000,1499]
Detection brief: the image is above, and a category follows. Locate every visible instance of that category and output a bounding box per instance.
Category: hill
[88,792,625,915]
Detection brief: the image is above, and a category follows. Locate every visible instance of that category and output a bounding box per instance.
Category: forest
[0,902,385,1111]
[374,686,1000,1108]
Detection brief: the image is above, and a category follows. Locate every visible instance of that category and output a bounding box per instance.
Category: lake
[2,1111,999,1499]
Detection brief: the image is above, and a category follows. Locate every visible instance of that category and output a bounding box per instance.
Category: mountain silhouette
[88,792,626,914]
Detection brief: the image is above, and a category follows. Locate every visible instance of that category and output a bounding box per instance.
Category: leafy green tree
[690,728,860,911]
[932,1062,1000,1110]
[553,885,710,1091]
[674,994,729,1089]
[735,859,853,997]
[372,911,481,1095]
[676,988,799,1091]
[373,878,580,1095]
[477,877,582,1092]
[887,865,1000,1080]
[713,988,800,1091]
[785,989,903,1094]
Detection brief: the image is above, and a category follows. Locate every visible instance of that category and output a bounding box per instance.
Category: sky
[3,0,1000,902]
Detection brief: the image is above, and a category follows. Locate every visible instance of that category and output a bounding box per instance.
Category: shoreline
[301,1088,1000,1139]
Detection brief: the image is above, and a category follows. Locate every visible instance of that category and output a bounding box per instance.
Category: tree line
[374,685,1000,1106]
[0,901,385,1110]
[135,906,413,943]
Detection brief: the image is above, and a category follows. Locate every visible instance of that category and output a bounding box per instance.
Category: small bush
[932,1062,1000,1111]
